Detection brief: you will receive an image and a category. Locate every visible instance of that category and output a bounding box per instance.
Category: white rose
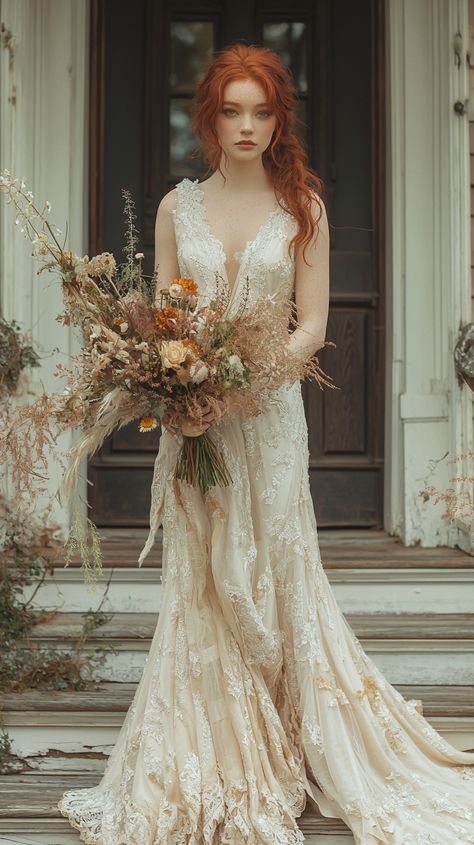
[169,282,184,298]
[160,340,187,369]
[189,361,209,384]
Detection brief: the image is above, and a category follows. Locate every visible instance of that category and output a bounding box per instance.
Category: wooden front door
[88,0,385,528]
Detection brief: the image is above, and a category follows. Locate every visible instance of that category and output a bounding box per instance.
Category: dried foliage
[0,497,116,774]
[0,730,15,775]
[0,236,117,772]
[63,509,105,588]
[0,317,40,398]
[420,451,474,526]
[0,498,59,719]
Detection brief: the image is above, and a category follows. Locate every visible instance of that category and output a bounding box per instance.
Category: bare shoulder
[294,191,329,265]
[157,187,178,216]
[308,191,328,225]
[154,188,178,238]
[154,187,180,279]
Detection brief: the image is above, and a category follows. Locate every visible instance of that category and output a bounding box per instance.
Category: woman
[59,44,474,845]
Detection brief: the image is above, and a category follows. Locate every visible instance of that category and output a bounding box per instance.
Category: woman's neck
[211,155,272,193]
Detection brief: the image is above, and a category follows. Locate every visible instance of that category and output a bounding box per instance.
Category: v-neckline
[191,179,282,297]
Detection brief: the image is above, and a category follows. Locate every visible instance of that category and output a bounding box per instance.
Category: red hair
[193,43,326,259]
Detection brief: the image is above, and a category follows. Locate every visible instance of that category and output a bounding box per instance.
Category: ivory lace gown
[59,177,474,845]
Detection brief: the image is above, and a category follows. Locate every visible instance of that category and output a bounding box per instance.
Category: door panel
[88,0,385,528]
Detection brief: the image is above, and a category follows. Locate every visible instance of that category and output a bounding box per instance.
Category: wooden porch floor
[62,529,473,569]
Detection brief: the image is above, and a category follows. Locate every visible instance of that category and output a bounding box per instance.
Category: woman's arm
[154,189,215,436]
[153,189,180,304]
[286,196,330,360]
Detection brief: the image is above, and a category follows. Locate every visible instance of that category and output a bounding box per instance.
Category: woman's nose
[240,114,254,133]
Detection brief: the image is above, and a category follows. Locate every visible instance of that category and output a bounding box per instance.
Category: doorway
[87,0,385,529]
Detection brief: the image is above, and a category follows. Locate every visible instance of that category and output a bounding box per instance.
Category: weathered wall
[0,0,89,526]
[385,0,473,549]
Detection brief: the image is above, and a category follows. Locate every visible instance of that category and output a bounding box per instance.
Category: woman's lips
[236,141,256,146]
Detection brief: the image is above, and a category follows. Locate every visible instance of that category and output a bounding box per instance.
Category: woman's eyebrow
[222,100,270,108]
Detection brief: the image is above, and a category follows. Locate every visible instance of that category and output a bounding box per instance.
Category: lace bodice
[172,177,298,316]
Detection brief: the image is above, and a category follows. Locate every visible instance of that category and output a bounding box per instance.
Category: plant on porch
[0,313,116,775]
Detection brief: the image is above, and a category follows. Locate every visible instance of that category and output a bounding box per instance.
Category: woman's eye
[223,108,237,117]
[257,111,271,118]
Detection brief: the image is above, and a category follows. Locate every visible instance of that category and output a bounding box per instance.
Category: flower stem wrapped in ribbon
[175,431,233,492]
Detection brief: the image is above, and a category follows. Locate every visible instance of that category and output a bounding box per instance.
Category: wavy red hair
[193,43,325,259]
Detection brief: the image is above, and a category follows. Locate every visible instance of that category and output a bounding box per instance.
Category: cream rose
[160,339,187,369]
[169,282,185,298]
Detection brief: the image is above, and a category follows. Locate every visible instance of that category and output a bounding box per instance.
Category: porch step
[58,529,474,569]
[23,612,474,685]
[0,774,353,843]
[28,610,474,641]
[6,683,472,717]
[22,566,474,614]
[3,684,473,774]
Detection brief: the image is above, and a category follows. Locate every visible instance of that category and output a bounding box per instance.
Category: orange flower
[139,417,158,432]
[169,277,198,296]
[182,338,203,357]
[156,306,179,321]
[154,306,179,332]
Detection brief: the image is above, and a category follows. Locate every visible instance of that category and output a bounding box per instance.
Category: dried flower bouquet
[0,170,337,579]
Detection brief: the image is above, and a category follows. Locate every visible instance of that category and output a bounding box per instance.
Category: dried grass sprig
[420,450,474,526]
[63,508,104,590]
[62,388,146,502]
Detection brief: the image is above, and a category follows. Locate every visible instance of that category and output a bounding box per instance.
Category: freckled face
[215,78,278,163]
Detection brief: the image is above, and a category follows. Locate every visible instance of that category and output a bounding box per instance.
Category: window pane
[169,98,202,178]
[263,22,308,93]
[170,22,215,92]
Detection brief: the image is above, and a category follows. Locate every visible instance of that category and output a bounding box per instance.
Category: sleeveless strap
[173,178,204,240]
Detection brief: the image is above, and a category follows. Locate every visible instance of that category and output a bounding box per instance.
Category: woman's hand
[180,418,211,437]
[162,401,215,438]
[162,392,241,438]
[161,413,209,438]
